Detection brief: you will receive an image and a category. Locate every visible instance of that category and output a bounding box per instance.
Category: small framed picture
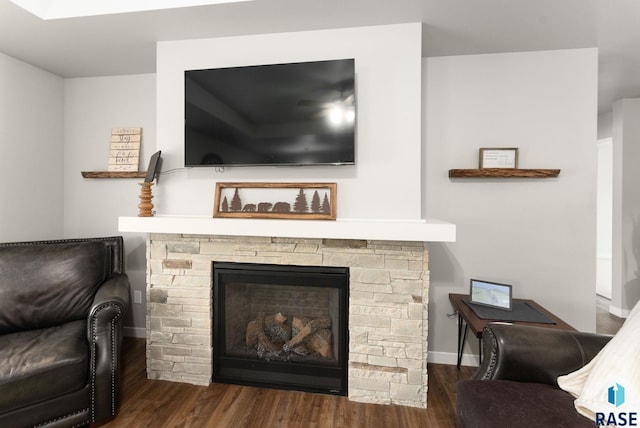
[479,148,519,169]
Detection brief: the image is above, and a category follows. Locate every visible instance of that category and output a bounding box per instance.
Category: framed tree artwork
[213,182,337,220]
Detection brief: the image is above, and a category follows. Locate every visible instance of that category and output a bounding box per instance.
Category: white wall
[154,23,423,220]
[598,111,613,140]
[424,48,598,364]
[611,98,640,316]
[64,74,156,336]
[596,138,613,299]
[0,53,64,241]
[597,140,613,260]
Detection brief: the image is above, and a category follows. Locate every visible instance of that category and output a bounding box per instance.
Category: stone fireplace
[145,233,430,408]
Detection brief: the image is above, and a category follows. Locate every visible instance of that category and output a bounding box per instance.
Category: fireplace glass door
[213,262,349,395]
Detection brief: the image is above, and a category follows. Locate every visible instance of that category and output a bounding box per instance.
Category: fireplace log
[283,316,331,352]
[290,343,312,356]
[264,312,291,343]
[246,313,334,360]
[245,319,259,347]
[249,313,281,358]
[291,315,311,337]
[308,328,334,359]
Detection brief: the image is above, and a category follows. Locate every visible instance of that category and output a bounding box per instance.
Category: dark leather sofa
[456,323,612,428]
[0,236,130,427]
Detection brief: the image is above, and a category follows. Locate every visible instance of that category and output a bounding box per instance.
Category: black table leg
[456,313,468,370]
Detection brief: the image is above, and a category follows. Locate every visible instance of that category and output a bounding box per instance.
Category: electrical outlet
[134,290,142,304]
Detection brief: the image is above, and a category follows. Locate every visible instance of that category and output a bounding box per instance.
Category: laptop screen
[469,279,512,311]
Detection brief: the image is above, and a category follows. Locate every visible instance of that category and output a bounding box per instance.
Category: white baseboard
[427,351,479,367]
[123,326,147,338]
[608,304,630,318]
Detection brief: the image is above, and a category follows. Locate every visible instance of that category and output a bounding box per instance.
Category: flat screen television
[184,59,356,167]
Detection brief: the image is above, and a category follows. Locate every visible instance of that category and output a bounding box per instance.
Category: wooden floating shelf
[81,171,147,179]
[448,168,560,178]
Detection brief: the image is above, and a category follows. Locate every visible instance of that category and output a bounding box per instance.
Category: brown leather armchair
[0,236,130,427]
[456,323,612,428]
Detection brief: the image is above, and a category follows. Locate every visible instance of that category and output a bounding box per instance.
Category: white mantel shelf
[118,216,456,242]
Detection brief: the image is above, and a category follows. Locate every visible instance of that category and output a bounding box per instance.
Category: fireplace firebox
[212,262,349,395]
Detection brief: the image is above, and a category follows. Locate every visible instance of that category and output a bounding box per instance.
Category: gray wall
[424,48,598,364]
[611,98,640,316]
[63,74,156,336]
[0,53,64,242]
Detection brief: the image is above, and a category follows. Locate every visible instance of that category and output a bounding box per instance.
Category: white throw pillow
[557,300,640,422]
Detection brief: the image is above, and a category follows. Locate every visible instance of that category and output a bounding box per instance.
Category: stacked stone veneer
[146,233,430,408]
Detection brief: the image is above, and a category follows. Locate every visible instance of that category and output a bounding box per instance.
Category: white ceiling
[1,0,639,115]
[6,0,252,19]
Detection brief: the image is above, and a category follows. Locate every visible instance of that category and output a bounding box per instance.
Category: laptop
[469,278,512,311]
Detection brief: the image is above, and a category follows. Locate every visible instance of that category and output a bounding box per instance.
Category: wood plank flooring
[95,338,474,428]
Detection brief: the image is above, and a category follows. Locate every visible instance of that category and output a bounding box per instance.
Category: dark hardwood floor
[96,299,622,428]
[95,338,475,428]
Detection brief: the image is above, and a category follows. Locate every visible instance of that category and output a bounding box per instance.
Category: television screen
[184,59,356,167]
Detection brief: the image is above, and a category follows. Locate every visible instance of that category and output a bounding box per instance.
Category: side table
[448,293,576,369]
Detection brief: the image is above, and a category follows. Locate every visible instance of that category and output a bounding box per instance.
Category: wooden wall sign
[108,127,141,172]
[214,182,337,220]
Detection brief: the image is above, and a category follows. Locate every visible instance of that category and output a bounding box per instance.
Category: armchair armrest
[473,323,612,386]
[87,273,130,422]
